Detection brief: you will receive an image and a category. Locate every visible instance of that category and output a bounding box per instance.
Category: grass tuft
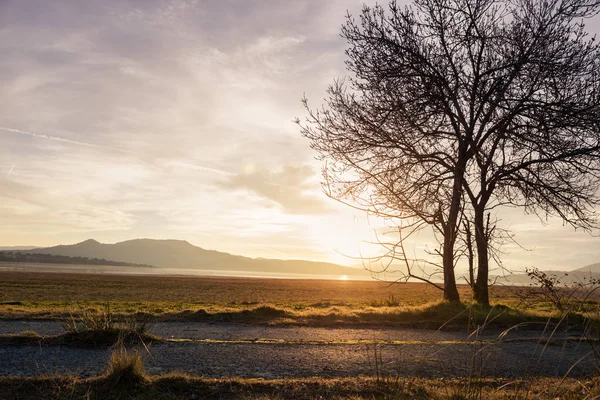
[103,344,147,390]
[57,302,158,347]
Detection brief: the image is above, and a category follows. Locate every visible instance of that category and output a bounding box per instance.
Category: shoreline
[0,262,378,282]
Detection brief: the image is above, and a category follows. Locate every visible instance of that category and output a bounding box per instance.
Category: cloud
[164,161,234,177]
[0,127,99,148]
[2,0,597,269]
[0,173,135,235]
[219,165,332,215]
[0,0,364,260]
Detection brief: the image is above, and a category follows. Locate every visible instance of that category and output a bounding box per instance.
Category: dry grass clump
[103,344,147,389]
[58,302,158,347]
[0,303,159,347]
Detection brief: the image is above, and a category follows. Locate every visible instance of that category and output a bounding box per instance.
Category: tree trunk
[473,206,490,306]
[464,220,475,290]
[443,238,460,302]
[442,159,465,303]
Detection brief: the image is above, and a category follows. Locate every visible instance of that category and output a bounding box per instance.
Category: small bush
[525,268,600,313]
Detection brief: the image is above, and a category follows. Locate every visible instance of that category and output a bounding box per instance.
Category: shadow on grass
[0,328,160,348]
[175,305,293,323]
[1,373,598,400]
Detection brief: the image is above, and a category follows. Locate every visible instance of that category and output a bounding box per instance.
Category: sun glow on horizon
[339,275,349,281]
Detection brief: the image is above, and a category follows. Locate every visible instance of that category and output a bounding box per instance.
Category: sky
[1,0,600,273]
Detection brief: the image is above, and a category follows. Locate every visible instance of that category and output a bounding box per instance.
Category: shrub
[525,268,600,313]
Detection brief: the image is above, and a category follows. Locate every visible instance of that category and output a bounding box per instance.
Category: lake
[0,262,375,281]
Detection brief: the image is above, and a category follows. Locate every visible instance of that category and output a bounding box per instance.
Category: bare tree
[456,0,600,305]
[299,0,600,305]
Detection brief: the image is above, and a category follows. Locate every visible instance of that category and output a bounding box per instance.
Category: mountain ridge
[573,262,600,274]
[17,238,370,277]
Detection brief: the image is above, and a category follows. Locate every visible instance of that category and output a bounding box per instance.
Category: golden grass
[0,271,462,304]
[104,345,147,389]
[0,271,521,309]
[0,271,596,329]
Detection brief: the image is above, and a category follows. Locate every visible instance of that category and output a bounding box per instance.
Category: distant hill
[17,239,371,277]
[0,246,38,251]
[573,262,600,274]
[0,251,153,268]
[493,265,600,286]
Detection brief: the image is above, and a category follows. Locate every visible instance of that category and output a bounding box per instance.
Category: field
[0,271,468,306]
[0,271,564,327]
[1,271,600,399]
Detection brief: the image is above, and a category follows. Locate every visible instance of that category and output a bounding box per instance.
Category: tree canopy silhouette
[299,0,600,304]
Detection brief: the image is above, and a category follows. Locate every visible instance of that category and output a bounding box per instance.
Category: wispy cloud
[165,160,234,177]
[0,127,99,148]
[0,0,598,269]
[218,165,332,215]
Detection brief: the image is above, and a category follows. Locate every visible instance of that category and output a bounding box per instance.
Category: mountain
[18,238,371,277]
[493,264,600,285]
[0,246,38,251]
[573,262,600,274]
[0,251,153,268]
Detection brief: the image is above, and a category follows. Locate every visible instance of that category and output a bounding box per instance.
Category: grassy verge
[167,301,597,330]
[1,374,598,399]
[2,301,596,330]
[0,302,160,347]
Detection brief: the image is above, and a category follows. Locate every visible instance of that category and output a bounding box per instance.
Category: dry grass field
[0,270,526,306]
[0,271,483,304]
[0,270,591,328]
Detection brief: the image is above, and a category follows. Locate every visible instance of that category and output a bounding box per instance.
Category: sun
[339,275,349,281]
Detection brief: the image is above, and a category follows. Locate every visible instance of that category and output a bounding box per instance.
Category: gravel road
[0,320,581,342]
[0,321,596,379]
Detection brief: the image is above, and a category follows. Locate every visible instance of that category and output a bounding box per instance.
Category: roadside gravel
[0,340,594,378]
[0,320,596,379]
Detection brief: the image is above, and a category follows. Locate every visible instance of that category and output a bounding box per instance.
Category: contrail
[7,164,14,176]
[0,127,99,148]
[171,161,235,176]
